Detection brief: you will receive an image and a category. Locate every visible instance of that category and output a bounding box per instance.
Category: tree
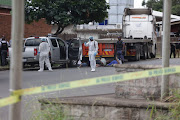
[144,0,180,15]
[25,0,109,35]
[142,0,146,7]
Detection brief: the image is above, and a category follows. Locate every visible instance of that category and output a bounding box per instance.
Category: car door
[57,38,68,60]
[68,38,82,60]
[49,38,60,62]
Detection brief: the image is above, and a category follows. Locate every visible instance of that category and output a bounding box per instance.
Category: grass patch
[147,89,180,120]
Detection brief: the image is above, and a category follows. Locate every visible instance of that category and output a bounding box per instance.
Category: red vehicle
[82,40,117,62]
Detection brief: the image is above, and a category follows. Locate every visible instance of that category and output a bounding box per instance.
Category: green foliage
[31,101,73,120]
[172,5,180,16]
[168,90,180,119]
[25,0,109,35]
[142,0,146,7]
[144,0,180,15]
[147,89,180,120]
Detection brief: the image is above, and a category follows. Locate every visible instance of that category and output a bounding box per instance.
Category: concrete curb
[39,94,172,109]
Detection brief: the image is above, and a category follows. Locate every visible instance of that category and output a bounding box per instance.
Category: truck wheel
[147,49,150,59]
[150,48,156,58]
[138,51,141,61]
[135,50,140,61]
[142,46,147,60]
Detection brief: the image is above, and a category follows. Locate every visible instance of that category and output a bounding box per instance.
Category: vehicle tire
[135,51,139,61]
[150,47,156,58]
[138,50,141,61]
[135,49,140,61]
[135,46,141,61]
[142,45,147,60]
[150,53,155,58]
[147,47,150,59]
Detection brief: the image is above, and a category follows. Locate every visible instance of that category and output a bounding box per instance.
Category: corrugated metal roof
[0,0,11,6]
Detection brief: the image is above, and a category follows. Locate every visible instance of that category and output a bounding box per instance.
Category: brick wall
[0,8,52,42]
[0,12,11,41]
[24,19,52,38]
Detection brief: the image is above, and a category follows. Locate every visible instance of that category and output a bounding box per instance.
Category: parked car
[7,36,82,67]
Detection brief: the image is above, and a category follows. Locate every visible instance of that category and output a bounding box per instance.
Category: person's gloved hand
[84,42,87,46]
[94,52,97,56]
[38,52,40,54]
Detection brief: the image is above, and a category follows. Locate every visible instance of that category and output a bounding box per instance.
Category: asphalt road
[0,67,117,120]
[0,58,180,120]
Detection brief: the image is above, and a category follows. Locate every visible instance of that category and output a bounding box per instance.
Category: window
[57,39,65,46]
[50,39,58,47]
[25,39,42,46]
[71,39,79,47]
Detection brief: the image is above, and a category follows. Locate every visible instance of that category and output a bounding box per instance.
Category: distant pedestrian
[116,36,125,63]
[175,40,180,58]
[84,36,98,72]
[38,38,53,72]
[0,37,8,66]
[170,43,176,58]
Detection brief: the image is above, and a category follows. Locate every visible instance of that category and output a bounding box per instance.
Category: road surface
[0,58,180,120]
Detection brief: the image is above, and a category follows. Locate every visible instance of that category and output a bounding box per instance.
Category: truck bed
[81,38,152,44]
[122,39,152,43]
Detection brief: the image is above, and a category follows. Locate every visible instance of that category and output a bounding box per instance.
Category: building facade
[0,1,52,41]
[108,0,134,24]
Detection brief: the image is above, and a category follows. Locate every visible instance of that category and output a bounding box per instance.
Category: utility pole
[161,0,172,100]
[9,0,24,120]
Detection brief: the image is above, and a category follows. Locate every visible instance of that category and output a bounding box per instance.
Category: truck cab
[122,8,157,60]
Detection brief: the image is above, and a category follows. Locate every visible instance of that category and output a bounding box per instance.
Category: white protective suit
[85,40,98,71]
[38,41,52,71]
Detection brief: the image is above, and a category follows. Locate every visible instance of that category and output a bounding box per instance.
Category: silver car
[8,36,82,67]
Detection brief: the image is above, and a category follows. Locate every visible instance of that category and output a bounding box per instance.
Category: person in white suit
[38,38,53,72]
[84,36,98,72]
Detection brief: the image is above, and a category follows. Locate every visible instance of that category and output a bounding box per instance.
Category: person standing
[116,36,125,63]
[175,42,180,58]
[0,37,8,66]
[38,38,53,72]
[84,36,98,72]
[170,43,176,58]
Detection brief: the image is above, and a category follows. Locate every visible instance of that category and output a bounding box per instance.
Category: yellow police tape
[0,66,180,108]
[13,66,180,96]
[0,96,20,108]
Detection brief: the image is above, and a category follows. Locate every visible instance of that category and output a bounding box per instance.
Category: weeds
[30,99,73,120]
[147,89,180,120]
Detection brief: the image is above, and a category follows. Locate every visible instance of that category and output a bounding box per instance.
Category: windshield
[25,39,42,46]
